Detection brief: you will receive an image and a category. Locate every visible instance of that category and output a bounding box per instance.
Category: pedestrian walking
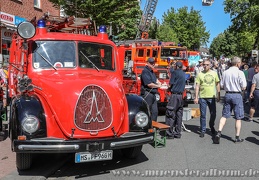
[165,61,186,139]
[242,64,249,102]
[140,57,162,121]
[194,59,204,78]
[214,56,247,144]
[246,62,257,103]
[211,60,222,80]
[248,64,259,122]
[194,59,220,138]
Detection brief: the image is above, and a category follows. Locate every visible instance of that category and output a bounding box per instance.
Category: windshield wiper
[80,51,100,72]
[35,51,57,70]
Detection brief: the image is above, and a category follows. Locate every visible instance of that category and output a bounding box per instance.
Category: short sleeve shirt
[141,66,158,93]
[252,73,259,89]
[220,66,247,92]
[196,70,220,98]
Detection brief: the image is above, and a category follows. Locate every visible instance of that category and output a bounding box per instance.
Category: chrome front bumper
[13,132,154,153]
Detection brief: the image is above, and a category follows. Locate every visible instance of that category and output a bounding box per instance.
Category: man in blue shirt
[165,61,186,139]
[140,58,162,121]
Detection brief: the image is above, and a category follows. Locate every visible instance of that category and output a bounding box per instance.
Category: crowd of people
[140,56,259,144]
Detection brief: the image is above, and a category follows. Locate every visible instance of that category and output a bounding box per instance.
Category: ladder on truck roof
[136,0,158,39]
[31,14,97,35]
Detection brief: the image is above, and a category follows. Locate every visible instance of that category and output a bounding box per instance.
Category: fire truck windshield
[161,47,187,60]
[33,41,76,69]
[32,41,115,71]
[78,42,114,71]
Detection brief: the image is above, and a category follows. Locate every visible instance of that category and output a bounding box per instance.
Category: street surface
[1,90,259,180]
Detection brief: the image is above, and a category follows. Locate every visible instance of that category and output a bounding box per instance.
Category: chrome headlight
[186,92,192,100]
[155,94,160,101]
[17,21,36,39]
[135,111,149,128]
[21,115,40,134]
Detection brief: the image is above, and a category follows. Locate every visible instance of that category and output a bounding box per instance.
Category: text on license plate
[75,150,113,163]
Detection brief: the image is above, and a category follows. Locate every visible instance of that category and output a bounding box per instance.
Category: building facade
[0,0,60,66]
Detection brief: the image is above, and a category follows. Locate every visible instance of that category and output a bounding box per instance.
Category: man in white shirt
[214,56,247,144]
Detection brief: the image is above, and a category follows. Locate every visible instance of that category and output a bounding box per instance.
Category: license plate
[75,150,113,163]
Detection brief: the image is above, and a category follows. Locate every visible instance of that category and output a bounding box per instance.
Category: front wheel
[121,145,142,159]
[16,153,32,170]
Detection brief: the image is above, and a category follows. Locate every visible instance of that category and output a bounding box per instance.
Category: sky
[141,0,232,47]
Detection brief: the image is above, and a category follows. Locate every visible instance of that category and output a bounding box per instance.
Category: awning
[0,22,16,31]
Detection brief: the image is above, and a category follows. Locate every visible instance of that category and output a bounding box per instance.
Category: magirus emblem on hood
[75,85,112,131]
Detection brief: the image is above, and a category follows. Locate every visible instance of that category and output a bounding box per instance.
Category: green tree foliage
[210,27,255,59]
[148,17,159,39]
[210,29,238,58]
[161,6,209,49]
[48,0,141,40]
[156,24,179,43]
[224,0,259,49]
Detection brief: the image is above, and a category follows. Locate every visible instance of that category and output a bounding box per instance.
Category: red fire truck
[7,15,154,170]
[118,40,192,107]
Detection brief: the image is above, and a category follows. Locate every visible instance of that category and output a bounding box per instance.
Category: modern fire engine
[6,15,154,170]
[117,39,192,107]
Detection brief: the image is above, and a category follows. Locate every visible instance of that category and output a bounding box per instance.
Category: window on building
[34,0,41,8]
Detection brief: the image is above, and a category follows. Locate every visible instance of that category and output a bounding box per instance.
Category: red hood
[30,70,127,138]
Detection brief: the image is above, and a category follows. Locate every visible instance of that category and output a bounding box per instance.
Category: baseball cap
[175,61,183,68]
[147,57,155,63]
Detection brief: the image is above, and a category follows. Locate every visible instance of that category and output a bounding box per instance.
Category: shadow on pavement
[0,129,8,141]
[245,137,259,146]
[251,131,259,137]
[47,150,149,178]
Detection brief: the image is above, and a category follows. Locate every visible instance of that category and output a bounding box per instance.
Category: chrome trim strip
[30,139,65,142]
[120,132,146,138]
[110,136,153,148]
[18,144,79,151]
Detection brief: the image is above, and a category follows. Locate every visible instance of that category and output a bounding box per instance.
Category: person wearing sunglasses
[140,57,162,121]
[194,59,220,138]
[214,56,247,144]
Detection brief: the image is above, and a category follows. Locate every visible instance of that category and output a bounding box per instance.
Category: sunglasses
[203,64,210,66]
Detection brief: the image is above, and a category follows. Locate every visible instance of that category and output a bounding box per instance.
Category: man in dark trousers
[165,61,186,139]
[140,57,162,121]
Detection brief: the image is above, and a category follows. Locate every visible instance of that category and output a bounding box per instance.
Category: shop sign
[0,12,15,25]
[15,16,26,26]
[2,29,14,40]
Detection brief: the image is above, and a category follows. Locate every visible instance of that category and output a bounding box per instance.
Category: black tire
[121,145,142,159]
[16,153,32,170]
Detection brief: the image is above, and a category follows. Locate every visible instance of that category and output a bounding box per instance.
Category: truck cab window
[78,42,114,71]
[32,41,76,69]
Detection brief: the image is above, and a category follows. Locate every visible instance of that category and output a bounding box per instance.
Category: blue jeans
[199,98,216,133]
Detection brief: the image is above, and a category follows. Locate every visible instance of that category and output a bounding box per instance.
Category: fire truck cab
[7,16,154,170]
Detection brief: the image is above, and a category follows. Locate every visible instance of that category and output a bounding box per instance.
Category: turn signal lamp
[18,135,26,141]
[17,22,36,39]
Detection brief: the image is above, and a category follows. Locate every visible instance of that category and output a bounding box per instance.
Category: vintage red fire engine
[7,16,154,170]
